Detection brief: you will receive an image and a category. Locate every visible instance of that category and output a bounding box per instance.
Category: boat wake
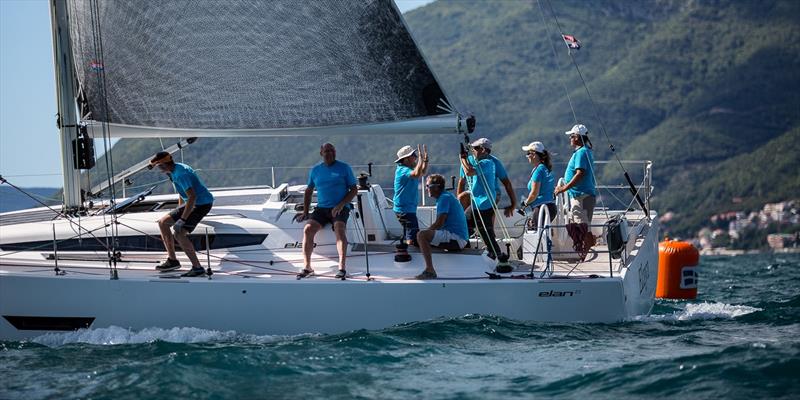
[635,301,762,322]
[31,326,308,347]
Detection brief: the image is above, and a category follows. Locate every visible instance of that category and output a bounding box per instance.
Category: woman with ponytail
[521,141,556,228]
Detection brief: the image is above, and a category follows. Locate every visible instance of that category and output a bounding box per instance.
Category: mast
[49,0,83,210]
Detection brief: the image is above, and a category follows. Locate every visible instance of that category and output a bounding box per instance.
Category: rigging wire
[534,0,578,124]
[88,0,121,277]
[542,0,648,219]
[0,176,117,255]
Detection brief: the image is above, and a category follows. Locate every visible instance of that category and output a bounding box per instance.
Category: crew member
[415,174,469,280]
[151,151,214,277]
[555,124,597,224]
[459,140,502,260]
[296,143,358,279]
[520,141,556,229]
[393,144,429,246]
[457,138,517,217]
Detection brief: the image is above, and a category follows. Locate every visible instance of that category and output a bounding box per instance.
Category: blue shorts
[395,212,419,242]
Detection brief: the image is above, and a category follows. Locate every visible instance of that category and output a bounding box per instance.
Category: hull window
[0,234,267,252]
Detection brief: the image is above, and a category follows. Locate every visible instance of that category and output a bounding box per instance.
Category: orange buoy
[656,239,699,299]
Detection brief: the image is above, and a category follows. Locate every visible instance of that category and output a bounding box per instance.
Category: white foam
[634,302,762,322]
[31,326,301,347]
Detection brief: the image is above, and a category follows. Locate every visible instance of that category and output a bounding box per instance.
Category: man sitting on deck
[151,151,214,277]
[415,174,469,280]
[296,143,358,279]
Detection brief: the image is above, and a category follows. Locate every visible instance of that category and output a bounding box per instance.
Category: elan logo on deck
[538,290,580,297]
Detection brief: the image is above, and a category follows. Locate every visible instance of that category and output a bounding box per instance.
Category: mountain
[85,0,799,236]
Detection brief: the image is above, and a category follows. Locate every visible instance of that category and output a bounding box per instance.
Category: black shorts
[310,206,351,227]
[169,203,213,233]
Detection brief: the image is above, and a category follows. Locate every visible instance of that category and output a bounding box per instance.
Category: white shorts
[431,229,467,249]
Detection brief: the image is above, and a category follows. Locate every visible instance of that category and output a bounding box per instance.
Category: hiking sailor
[296,143,358,279]
[554,124,597,224]
[393,144,429,246]
[520,141,556,228]
[458,139,503,260]
[415,174,469,280]
[457,138,517,217]
[151,151,215,277]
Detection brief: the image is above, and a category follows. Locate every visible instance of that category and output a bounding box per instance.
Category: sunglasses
[426,184,442,188]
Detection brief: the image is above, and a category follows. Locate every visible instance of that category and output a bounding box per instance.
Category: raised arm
[410,144,429,177]
[460,156,476,176]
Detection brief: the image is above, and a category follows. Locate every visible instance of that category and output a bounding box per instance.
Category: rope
[461,149,513,241]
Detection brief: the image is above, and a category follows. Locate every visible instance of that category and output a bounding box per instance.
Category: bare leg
[174,231,201,267]
[457,192,471,210]
[158,215,177,260]
[333,221,348,270]
[417,230,436,273]
[302,221,321,270]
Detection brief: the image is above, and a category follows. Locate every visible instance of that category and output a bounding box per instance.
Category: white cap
[470,138,492,150]
[394,145,416,163]
[565,124,588,136]
[522,141,546,153]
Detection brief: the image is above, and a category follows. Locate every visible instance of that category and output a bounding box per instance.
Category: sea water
[2,253,798,399]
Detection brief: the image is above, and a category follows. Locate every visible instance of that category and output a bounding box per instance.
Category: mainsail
[62,0,457,137]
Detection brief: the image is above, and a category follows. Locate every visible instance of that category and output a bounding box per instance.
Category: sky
[0,0,436,188]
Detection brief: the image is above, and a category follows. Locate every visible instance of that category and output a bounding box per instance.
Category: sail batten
[65,0,453,132]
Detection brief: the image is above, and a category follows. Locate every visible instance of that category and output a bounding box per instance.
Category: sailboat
[0,0,659,341]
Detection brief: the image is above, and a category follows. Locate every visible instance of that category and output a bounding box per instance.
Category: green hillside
[90,0,800,236]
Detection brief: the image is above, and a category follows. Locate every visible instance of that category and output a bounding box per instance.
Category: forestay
[62,0,456,137]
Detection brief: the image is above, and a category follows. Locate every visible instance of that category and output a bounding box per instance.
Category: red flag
[562,34,581,50]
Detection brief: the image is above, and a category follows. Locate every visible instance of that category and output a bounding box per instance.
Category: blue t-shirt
[564,147,597,197]
[489,154,507,197]
[170,163,214,205]
[460,156,496,211]
[436,191,468,241]
[307,160,357,208]
[528,164,556,207]
[393,165,418,214]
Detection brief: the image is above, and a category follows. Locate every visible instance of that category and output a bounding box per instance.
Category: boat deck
[0,238,630,283]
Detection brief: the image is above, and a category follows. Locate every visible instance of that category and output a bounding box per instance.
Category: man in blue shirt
[457,138,517,217]
[554,124,597,224]
[296,143,358,279]
[459,141,503,260]
[415,174,469,280]
[150,151,214,277]
[393,144,429,245]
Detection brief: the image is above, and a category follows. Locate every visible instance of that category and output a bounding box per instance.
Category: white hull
[0,185,659,340]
